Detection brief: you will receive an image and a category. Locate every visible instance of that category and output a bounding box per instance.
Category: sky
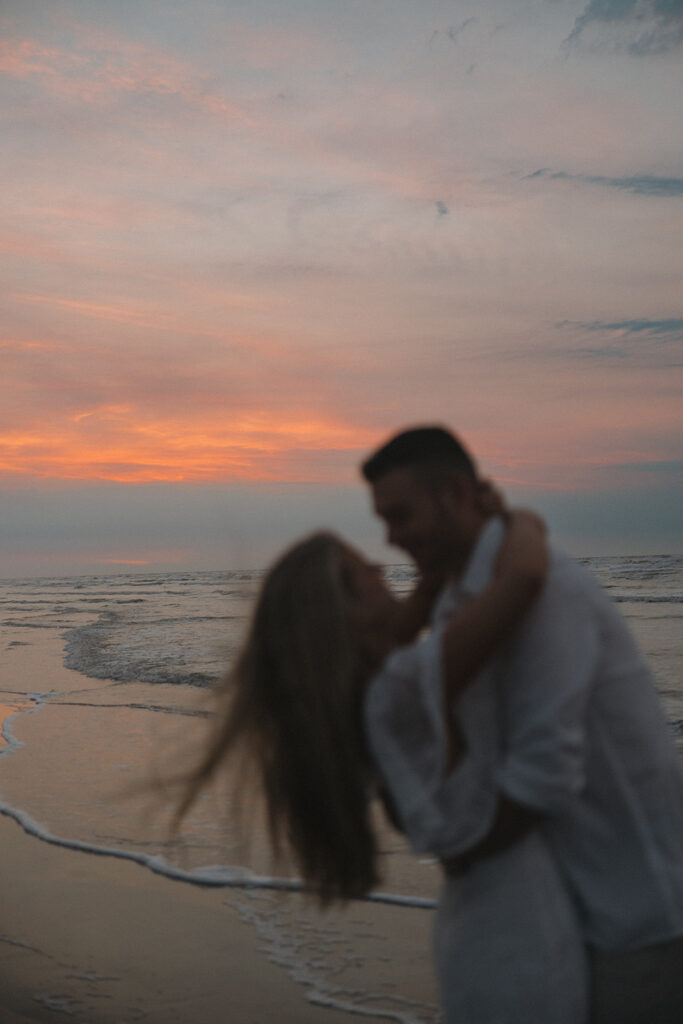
[1,0,682,577]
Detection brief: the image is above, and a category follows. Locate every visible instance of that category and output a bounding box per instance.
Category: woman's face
[342,547,397,625]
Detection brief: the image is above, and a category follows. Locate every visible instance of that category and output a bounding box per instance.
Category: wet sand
[0,811,376,1023]
[0,632,440,1023]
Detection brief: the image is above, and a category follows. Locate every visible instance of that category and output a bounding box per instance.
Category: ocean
[1,554,682,1022]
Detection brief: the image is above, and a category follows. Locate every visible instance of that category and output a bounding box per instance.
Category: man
[362,425,683,1024]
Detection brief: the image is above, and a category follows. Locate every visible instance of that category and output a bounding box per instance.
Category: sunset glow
[1,0,681,574]
[0,413,377,483]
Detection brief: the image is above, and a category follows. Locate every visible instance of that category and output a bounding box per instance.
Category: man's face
[370,466,477,572]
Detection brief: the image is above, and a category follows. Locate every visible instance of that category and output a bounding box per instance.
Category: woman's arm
[438,513,550,857]
[442,511,548,709]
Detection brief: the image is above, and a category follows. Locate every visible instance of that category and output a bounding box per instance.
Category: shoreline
[0,636,437,908]
[0,813,385,1024]
[0,811,439,1024]
[0,631,440,1023]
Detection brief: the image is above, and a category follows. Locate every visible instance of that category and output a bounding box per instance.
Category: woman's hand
[494,510,548,598]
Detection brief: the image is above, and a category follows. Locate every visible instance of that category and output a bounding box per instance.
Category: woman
[178,513,588,1023]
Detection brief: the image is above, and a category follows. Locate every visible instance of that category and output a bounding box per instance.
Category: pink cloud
[0,32,253,126]
[15,292,261,335]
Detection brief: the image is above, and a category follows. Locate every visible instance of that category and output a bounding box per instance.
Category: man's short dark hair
[361,426,478,483]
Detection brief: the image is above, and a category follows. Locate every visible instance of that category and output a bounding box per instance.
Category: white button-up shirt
[365,518,683,951]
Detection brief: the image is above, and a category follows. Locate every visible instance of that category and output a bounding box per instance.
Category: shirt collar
[457,516,505,597]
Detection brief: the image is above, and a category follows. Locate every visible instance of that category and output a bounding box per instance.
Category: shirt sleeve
[364,630,499,859]
[497,560,600,813]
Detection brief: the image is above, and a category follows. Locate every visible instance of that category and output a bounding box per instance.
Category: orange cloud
[0,407,377,484]
[3,400,678,492]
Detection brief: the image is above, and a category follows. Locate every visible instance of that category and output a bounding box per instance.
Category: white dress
[364,630,588,1024]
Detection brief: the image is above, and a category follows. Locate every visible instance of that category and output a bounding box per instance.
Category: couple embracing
[180,426,683,1024]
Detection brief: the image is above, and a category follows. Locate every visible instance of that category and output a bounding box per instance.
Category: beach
[1,624,441,1024]
[0,812,358,1024]
[1,558,681,1022]
[0,809,440,1024]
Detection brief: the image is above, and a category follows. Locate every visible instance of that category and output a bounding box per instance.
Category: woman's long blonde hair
[177,532,380,903]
